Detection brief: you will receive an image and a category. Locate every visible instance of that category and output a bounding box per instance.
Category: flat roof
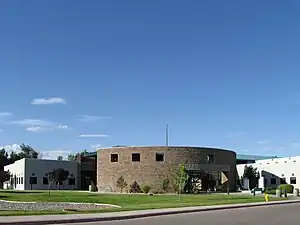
[236,154,278,161]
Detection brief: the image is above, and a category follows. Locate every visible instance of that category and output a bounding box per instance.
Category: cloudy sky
[1,0,300,159]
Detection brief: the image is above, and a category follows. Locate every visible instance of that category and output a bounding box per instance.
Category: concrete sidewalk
[1,200,300,225]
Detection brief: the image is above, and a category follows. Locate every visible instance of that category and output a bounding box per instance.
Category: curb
[1,200,300,225]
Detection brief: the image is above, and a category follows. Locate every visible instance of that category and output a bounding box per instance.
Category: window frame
[132,153,140,162]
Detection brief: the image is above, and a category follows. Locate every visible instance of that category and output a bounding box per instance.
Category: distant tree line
[56,149,95,161]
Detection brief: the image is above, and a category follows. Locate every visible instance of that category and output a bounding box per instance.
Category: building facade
[4,158,79,190]
[97,146,237,193]
[237,156,300,190]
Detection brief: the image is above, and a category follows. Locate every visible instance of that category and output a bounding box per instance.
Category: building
[237,156,299,190]
[97,146,237,193]
[4,158,79,190]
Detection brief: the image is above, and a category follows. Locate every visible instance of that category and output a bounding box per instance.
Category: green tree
[57,155,63,161]
[162,179,170,192]
[242,165,260,190]
[46,168,69,190]
[174,164,189,195]
[67,154,76,161]
[116,176,127,193]
[0,170,10,188]
[19,143,38,158]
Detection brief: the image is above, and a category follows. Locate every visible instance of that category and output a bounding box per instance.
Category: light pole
[165,124,169,146]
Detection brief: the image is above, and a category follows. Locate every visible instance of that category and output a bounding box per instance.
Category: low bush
[129,181,141,193]
[142,185,151,194]
[278,184,294,193]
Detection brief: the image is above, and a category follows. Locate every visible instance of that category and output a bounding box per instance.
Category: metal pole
[165,124,169,146]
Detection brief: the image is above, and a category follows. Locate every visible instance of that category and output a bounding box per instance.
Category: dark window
[206,154,215,164]
[270,178,277,185]
[111,154,118,162]
[290,177,297,184]
[156,153,164,162]
[280,178,286,184]
[68,178,76,185]
[43,177,49,185]
[21,177,23,184]
[29,177,37,184]
[264,178,268,187]
[132,153,140,162]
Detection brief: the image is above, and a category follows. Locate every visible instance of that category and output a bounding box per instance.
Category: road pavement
[57,203,300,225]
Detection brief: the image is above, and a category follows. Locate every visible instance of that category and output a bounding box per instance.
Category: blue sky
[1,0,300,159]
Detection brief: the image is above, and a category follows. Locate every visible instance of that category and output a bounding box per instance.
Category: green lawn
[0,190,277,216]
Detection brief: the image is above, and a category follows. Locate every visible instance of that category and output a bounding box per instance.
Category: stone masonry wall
[97,146,236,193]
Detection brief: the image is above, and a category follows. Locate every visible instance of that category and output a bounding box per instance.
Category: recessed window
[132,153,140,162]
[68,178,76,185]
[290,177,297,184]
[29,177,37,184]
[270,178,277,185]
[43,177,49,185]
[156,153,164,162]
[206,154,214,164]
[111,154,118,162]
[21,177,23,184]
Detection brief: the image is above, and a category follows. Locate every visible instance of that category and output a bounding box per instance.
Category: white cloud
[77,115,100,122]
[9,119,69,132]
[31,97,66,105]
[77,115,111,122]
[0,144,21,153]
[90,144,101,149]
[257,140,271,144]
[79,134,108,138]
[0,112,12,117]
[40,150,71,160]
[10,119,53,127]
[26,126,51,132]
[55,124,69,129]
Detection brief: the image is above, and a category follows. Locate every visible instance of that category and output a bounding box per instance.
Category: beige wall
[97,146,236,193]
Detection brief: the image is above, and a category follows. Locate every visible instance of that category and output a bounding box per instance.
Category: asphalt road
[55,203,300,225]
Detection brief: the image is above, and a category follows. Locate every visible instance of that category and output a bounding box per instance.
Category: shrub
[116,176,127,193]
[142,184,151,194]
[129,181,141,193]
[162,179,170,192]
[278,184,294,193]
[90,181,98,192]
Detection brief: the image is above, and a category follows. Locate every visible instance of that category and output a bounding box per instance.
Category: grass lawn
[0,190,278,216]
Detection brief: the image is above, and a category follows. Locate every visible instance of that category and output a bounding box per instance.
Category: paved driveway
[57,203,300,225]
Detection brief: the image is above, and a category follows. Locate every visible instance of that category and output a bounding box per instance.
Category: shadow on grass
[0,191,44,194]
[0,195,9,199]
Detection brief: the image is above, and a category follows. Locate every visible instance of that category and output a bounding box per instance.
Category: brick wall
[97,146,236,193]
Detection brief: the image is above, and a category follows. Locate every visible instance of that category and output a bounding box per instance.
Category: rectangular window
[29,177,37,184]
[43,177,49,185]
[111,154,118,162]
[290,177,297,184]
[21,177,23,184]
[68,178,76,185]
[280,178,286,184]
[270,178,277,185]
[132,153,140,162]
[156,153,164,162]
